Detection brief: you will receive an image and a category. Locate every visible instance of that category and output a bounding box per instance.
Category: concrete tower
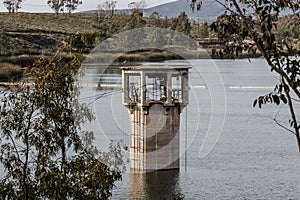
[121,65,190,172]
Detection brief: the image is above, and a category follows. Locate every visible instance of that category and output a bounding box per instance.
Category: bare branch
[259,113,296,136]
[273,117,296,135]
[291,97,300,103]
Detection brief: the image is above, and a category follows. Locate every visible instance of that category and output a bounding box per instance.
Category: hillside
[0,12,98,56]
[0,11,299,58]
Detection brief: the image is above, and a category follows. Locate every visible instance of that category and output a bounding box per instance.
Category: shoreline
[0,51,263,82]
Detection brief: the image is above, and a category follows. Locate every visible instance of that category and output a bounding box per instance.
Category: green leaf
[253,99,258,107]
[272,95,280,105]
[280,94,287,104]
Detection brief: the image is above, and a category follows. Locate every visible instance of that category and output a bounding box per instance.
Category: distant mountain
[82,9,132,15]
[85,0,224,22]
[143,0,224,21]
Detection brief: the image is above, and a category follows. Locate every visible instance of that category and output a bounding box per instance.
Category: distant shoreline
[85,50,262,63]
[0,51,263,82]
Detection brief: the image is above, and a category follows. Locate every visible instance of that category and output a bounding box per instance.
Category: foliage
[47,0,82,15]
[123,10,146,31]
[190,0,300,151]
[47,0,65,15]
[0,11,205,57]
[0,56,36,68]
[0,62,23,82]
[277,14,300,42]
[122,10,147,51]
[3,0,22,13]
[0,52,124,199]
[98,0,117,16]
[96,13,129,39]
[128,0,147,11]
[171,12,191,36]
[189,0,202,12]
[166,192,185,200]
[94,10,193,51]
[65,0,82,15]
[191,21,210,39]
[69,31,99,53]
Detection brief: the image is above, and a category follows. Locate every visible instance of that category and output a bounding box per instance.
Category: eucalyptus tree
[190,0,300,151]
[128,0,147,11]
[98,0,117,16]
[171,12,192,36]
[3,0,22,13]
[65,0,82,15]
[47,0,65,15]
[198,22,210,39]
[0,51,124,199]
[47,0,82,15]
[122,10,147,51]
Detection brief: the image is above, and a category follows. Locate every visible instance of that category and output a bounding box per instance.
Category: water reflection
[129,170,181,199]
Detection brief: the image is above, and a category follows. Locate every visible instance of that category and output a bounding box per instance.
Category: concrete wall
[130,103,180,172]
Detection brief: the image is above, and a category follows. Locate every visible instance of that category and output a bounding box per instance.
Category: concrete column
[182,72,189,105]
[166,72,172,105]
[140,71,146,105]
[122,71,128,104]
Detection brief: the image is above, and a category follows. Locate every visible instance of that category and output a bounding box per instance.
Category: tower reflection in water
[129,170,182,199]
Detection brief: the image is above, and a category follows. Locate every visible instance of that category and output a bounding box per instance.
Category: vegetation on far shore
[0,10,299,81]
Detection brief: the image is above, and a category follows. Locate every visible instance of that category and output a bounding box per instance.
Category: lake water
[79,58,300,199]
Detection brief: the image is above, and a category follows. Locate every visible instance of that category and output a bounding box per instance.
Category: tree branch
[282,76,300,151]
[261,113,296,136]
[231,0,300,101]
[6,130,23,165]
[273,117,296,135]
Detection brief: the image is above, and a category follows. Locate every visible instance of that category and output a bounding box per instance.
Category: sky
[0,0,178,13]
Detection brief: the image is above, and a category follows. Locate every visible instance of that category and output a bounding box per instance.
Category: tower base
[130,104,180,172]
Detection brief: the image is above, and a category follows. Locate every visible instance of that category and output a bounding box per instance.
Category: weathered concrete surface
[130,104,180,172]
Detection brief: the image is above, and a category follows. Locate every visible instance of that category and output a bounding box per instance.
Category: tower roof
[120,65,191,71]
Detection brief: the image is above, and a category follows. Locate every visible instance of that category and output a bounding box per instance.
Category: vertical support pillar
[140,71,146,171]
[122,71,128,104]
[140,71,146,105]
[182,72,189,105]
[166,72,172,105]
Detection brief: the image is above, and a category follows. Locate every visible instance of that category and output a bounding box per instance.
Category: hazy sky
[0,0,178,13]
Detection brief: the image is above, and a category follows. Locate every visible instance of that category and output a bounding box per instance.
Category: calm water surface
[79,58,300,199]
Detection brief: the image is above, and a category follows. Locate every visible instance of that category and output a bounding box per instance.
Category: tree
[3,0,22,13]
[65,0,82,15]
[198,22,210,39]
[123,9,146,30]
[0,51,124,199]
[47,0,82,15]
[128,0,147,12]
[69,31,98,53]
[47,0,65,15]
[122,10,147,51]
[98,0,117,16]
[171,12,191,36]
[149,11,159,19]
[190,0,300,151]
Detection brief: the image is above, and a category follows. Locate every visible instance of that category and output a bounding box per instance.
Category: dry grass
[0,62,23,81]
[0,12,98,56]
[0,12,98,33]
